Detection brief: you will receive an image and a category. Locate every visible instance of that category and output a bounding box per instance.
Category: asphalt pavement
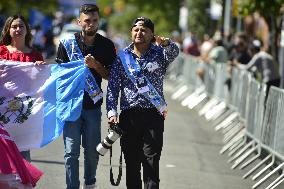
[31,80,262,189]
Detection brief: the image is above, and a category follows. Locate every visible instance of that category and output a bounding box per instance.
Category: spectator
[207,31,228,64]
[196,34,213,81]
[183,32,200,56]
[235,39,280,88]
[31,25,45,52]
[0,15,45,162]
[229,32,251,65]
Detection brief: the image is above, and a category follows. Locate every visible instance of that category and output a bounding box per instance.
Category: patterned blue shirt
[106,41,179,117]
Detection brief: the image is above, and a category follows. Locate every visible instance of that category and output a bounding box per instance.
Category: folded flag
[0,60,87,151]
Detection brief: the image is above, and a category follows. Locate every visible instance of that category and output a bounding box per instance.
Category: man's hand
[108,116,118,127]
[34,61,46,65]
[84,54,97,69]
[162,110,168,119]
[84,54,109,79]
[155,36,170,47]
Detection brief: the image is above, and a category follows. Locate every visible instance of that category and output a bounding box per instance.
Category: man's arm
[155,36,179,63]
[85,40,116,80]
[162,40,180,63]
[234,54,258,70]
[106,57,122,120]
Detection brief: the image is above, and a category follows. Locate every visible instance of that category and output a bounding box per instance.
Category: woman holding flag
[0,15,45,64]
[0,15,44,188]
[0,15,45,161]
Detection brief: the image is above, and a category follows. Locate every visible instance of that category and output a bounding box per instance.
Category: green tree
[185,0,212,38]
[0,0,57,18]
[97,0,182,37]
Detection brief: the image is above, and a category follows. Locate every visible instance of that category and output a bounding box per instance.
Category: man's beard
[83,29,97,37]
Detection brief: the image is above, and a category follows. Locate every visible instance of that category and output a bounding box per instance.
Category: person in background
[107,17,179,189]
[196,34,213,81]
[234,39,280,91]
[229,32,251,65]
[182,32,200,56]
[31,25,44,53]
[226,33,251,89]
[56,3,116,189]
[171,30,182,50]
[207,31,228,64]
[0,15,45,162]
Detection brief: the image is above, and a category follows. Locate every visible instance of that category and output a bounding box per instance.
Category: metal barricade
[261,87,279,148]
[200,63,228,120]
[167,53,284,188]
[274,89,284,155]
[166,52,185,80]
[245,79,261,136]
[213,64,227,101]
[174,57,207,108]
[254,83,267,141]
[229,68,240,111]
[182,56,201,89]
[170,55,203,102]
[203,63,215,97]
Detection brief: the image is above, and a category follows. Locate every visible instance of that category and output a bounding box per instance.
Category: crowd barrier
[167,53,284,189]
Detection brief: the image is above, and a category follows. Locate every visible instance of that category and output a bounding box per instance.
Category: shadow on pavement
[32,159,65,165]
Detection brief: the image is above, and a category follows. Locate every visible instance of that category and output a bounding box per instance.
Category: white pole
[224,0,232,36]
[179,6,189,35]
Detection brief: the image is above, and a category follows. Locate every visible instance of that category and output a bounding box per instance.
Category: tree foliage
[238,0,283,18]
[97,0,182,37]
[0,0,58,18]
[185,0,212,38]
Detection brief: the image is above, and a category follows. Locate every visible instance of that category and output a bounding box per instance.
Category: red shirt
[0,45,43,62]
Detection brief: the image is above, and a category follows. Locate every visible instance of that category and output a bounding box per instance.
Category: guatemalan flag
[0,60,86,151]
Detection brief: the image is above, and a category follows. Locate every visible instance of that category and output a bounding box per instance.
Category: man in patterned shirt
[106,17,179,189]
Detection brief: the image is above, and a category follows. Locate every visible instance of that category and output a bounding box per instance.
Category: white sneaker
[82,183,96,189]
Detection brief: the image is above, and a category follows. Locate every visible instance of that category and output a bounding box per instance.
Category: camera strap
[110,146,123,186]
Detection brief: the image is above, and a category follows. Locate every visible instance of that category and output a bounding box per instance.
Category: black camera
[96,123,123,156]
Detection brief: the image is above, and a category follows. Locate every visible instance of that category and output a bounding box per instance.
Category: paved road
[32,81,264,189]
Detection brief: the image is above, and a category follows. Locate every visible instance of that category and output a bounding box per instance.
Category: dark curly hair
[0,15,32,48]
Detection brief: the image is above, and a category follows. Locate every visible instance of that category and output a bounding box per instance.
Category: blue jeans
[63,108,102,189]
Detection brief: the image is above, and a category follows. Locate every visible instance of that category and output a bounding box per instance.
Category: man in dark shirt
[229,33,251,65]
[56,4,116,189]
[226,33,251,90]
